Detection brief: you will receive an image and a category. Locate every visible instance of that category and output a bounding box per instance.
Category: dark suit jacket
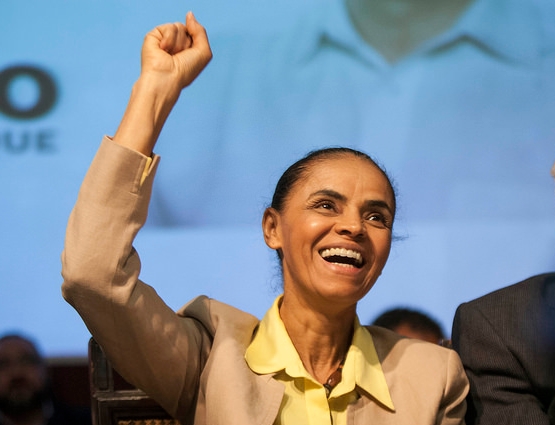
[452,273,555,425]
[0,401,91,425]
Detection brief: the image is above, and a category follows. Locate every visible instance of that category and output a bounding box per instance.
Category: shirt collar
[293,0,544,67]
[245,295,302,376]
[245,295,395,410]
[448,0,544,64]
[336,321,394,409]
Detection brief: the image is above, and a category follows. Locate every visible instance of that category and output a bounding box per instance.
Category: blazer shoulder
[368,325,457,366]
[177,295,260,340]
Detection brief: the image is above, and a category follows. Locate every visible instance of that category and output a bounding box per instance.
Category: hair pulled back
[270,147,397,219]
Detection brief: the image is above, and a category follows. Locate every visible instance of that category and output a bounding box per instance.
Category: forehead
[296,155,392,197]
[0,338,38,358]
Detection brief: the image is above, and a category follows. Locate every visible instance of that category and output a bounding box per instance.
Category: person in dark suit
[452,273,555,425]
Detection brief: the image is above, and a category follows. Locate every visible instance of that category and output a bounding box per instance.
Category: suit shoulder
[460,272,555,311]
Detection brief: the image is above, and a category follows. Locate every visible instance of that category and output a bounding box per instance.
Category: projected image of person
[61,13,468,424]
[2,0,555,358]
[147,0,555,228]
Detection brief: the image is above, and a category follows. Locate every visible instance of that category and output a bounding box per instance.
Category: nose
[335,209,365,238]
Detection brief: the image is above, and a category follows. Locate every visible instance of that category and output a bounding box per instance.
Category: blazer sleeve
[452,302,551,425]
[61,137,211,419]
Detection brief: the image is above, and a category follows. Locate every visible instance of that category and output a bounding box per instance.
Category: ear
[262,207,282,250]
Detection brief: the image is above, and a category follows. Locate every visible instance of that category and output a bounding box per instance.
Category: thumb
[173,11,212,87]
[184,11,210,50]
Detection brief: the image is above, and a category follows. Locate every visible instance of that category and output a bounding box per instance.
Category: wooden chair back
[88,338,181,425]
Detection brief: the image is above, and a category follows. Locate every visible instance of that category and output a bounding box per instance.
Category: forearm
[113,73,181,156]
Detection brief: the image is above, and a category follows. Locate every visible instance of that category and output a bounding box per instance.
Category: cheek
[281,216,320,247]
[22,368,46,387]
[372,233,392,261]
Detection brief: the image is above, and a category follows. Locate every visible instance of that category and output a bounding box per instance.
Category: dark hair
[271,147,397,218]
[0,333,44,363]
[371,307,445,340]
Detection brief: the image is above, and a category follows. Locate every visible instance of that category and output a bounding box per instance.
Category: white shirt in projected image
[151,0,555,228]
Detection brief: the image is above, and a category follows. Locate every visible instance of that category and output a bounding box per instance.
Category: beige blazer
[62,138,468,425]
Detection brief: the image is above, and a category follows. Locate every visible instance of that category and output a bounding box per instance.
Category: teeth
[320,248,363,265]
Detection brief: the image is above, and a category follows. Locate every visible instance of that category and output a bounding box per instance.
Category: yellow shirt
[245,296,394,425]
[141,156,153,185]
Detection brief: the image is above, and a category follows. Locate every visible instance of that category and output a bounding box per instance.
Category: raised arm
[61,14,213,420]
[114,11,212,155]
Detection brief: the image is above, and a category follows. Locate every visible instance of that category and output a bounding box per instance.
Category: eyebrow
[310,189,347,202]
[309,189,394,215]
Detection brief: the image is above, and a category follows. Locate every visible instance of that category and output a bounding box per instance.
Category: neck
[279,294,355,384]
[345,0,473,63]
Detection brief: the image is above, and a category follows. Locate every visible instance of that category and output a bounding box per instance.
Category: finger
[158,23,184,54]
[174,24,193,52]
[182,11,212,65]
[184,11,210,52]
[143,26,165,52]
[160,23,192,55]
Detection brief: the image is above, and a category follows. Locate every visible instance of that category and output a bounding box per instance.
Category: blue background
[1,0,554,357]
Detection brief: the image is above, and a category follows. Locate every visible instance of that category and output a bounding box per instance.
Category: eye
[365,212,392,229]
[319,201,334,210]
[310,199,338,213]
[367,213,383,222]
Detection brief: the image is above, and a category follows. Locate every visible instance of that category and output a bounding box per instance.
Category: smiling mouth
[320,248,364,268]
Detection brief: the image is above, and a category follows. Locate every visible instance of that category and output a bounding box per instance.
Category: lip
[318,257,366,279]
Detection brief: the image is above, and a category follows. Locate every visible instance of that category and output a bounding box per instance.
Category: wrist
[113,74,181,156]
[133,72,181,110]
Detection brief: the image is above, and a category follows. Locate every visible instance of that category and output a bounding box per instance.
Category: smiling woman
[259,152,398,398]
[60,12,469,425]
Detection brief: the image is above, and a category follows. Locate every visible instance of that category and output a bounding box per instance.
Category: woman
[61,12,468,425]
